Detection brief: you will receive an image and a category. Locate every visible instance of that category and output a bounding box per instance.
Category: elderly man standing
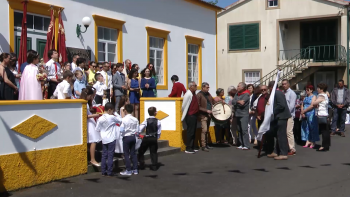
[255,85,269,128]
[232,82,251,150]
[266,81,291,160]
[282,79,297,156]
[197,82,214,152]
[331,80,350,137]
[182,81,199,154]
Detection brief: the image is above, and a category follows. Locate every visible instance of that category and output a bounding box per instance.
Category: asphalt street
[4,129,350,197]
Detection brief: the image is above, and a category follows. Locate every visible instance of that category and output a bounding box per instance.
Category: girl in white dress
[81,87,101,167]
[115,96,129,154]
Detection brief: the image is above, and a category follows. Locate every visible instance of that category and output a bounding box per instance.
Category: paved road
[5,130,350,197]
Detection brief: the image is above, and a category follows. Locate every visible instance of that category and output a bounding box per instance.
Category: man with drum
[197,82,215,152]
[232,82,251,150]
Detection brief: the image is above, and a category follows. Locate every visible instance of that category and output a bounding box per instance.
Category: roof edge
[185,0,225,12]
[218,0,349,17]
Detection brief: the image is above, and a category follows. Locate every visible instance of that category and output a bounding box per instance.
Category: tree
[207,0,218,5]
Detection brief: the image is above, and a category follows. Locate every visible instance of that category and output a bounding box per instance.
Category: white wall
[0,103,83,155]
[217,0,347,91]
[1,0,217,97]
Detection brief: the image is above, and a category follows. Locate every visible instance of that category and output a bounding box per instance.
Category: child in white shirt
[53,70,73,99]
[93,73,107,105]
[119,104,140,176]
[95,102,122,177]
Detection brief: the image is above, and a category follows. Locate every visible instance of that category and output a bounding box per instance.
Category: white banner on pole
[257,70,282,141]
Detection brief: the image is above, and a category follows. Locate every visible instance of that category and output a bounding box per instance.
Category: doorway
[301,19,338,61]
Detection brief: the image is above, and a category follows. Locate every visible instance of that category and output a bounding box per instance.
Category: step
[87,146,181,173]
[295,71,302,74]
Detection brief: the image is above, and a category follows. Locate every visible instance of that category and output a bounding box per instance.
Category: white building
[218,0,349,91]
[1,0,222,97]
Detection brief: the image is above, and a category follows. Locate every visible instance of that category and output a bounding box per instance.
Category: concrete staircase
[87,140,180,173]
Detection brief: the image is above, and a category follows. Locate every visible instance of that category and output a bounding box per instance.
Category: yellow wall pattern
[0,103,87,192]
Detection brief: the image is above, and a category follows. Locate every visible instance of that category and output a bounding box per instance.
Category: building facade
[218,0,349,91]
[1,0,221,97]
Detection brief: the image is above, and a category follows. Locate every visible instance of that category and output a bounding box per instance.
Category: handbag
[317,116,328,124]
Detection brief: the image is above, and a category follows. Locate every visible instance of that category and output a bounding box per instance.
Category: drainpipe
[347,4,349,86]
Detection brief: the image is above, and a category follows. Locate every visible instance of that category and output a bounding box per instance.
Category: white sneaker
[236,146,243,149]
[194,149,199,152]
[242,147,250,150]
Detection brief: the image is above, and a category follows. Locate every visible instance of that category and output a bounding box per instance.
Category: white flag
[257,70,282,141]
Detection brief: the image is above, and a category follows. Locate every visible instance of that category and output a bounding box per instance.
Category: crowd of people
[0,49,349,176]
[0,49,189,176]
[182,79,349,160]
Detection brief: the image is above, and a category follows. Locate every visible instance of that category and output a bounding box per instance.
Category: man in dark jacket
[330,80,350,137]
[197,82,215,152]
[232,82,251,150]
[265,81,291,160]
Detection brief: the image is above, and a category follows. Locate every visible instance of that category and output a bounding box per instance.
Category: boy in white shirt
[119,104,140,176]
[95,103,122,177]
[53,70,73,99]
[93,73,107,105]
[138,107,162,171]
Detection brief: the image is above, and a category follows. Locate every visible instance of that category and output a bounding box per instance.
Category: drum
[211,102,232,123]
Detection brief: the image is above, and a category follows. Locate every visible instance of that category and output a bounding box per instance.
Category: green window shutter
[16,36,32,56]
[244,24,259,49]
[229,23,259,50]
[36,39,47,59]
[229,25,244,50]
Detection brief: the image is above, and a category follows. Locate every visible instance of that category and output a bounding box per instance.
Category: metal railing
[255,45,346,86]
[279,45,346,62]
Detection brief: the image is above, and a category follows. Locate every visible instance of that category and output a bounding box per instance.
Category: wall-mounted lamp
[76,16,92,37]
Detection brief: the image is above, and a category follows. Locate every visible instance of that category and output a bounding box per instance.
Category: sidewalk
[6,129,350,197]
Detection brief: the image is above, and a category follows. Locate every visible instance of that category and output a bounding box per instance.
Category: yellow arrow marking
[155,110,169,120]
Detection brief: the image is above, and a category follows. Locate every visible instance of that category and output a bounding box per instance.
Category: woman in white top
[313,83,330,152]
[81,87,102,166]
[247,84,258,145]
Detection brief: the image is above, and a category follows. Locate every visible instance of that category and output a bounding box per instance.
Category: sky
[215,0,238,8]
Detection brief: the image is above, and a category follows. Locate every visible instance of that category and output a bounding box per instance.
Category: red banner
[17,0,28,72]
[43,8,55,63]
[57,8,67,65]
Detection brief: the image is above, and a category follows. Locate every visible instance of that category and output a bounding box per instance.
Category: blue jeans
[123,136,138,171]
[101,140,116,175]
[332,108,347,132]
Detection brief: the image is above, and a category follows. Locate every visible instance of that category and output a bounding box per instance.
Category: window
[97,27,117,63]
[93,15,125,64]
[185,35,203,89]
[187,44,199,85]
[149,37,164,85]
[146,26,170,90]
[268,0,278,7]
[228,23,260,51]
[14,11,50,32]
[243,71,261,85]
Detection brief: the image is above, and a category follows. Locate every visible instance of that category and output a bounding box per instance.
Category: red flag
[17,0,28,72]
[43,7,55,63]
[57,8,67,65]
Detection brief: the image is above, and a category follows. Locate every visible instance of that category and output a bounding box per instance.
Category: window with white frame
[98,27,117,63]
[244,71,260,85]
[14,11,50,32]
[188,44,199,85]
[149,36,164,85]
[268,0,278,7]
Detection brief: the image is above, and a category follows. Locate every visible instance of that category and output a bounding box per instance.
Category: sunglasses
[92,66,97,68]
[99,67,103,69]
[261,89,267,91]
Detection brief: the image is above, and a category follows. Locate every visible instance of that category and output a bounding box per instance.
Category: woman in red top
[168,75,186,97]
